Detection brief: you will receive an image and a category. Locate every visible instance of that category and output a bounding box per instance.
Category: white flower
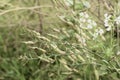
[96,29,104,35]
[79,12,97,29]
[84,13,89,18]
[104,13,108,17]
[93,29,104,39]
[79,12,84,16]
[104,21,111,31]
[104,13,112,31]
[93,33,99,40]
[104,20,109,27]
[99,29,104,35]
[87,19,92,23]
[106,26,111,31]
[82,18,86,22]
[79,12,89,18]
[87,24,93,29]
[79,17,86,22]
[92,21,97,26]
[87,19,97,26]
[79,18,83,22]
[115,16,120,25]
[104,13,111,20]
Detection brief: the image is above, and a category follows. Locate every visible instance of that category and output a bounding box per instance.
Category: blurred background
[0,0,120,80]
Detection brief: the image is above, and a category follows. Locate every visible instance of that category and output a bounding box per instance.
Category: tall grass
[0,0,120,80]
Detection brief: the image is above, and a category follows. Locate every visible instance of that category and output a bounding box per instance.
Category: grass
[0,0,120,80]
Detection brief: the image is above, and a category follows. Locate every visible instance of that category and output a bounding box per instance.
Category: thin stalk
[35,0,43,34]
[73,0,76,11]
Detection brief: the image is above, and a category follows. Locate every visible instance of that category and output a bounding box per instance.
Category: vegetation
[0,0,120,80]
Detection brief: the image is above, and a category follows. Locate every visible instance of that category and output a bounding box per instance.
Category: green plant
[0,0,120,80]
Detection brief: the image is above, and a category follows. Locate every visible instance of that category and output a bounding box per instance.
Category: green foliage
[0,0,120,80]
